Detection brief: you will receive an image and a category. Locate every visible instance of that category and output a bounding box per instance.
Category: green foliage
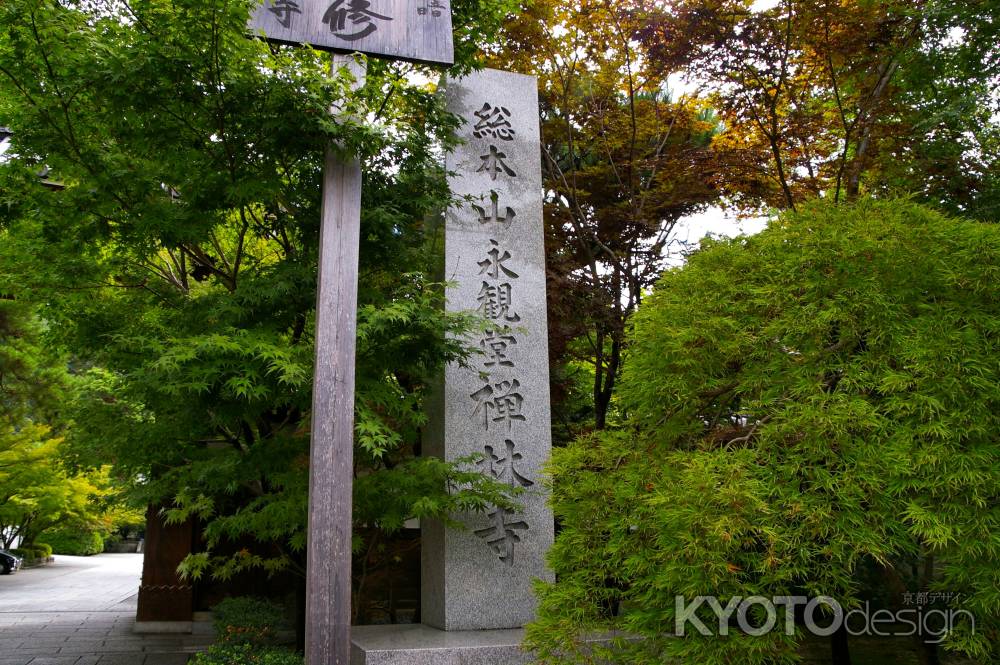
[0,0,525,583]
[877,0,1000,221]
[653,0,1000,216]
[212,596,289,645]
[11,542,51,560]
[0,296,124,550]
[0,300,66,424]
[191,644,302,665]
[492,0,725,432]
[528,199,1000,664]
[38,528,104,556]
[0,423,116,549]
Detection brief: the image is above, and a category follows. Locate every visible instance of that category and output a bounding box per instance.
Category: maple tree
[491,0,725,432]
[530,198,1000,665]
[642,0,999,216]
[0,297,127,552]
[488,0,1000,435]
[0,0,521,616]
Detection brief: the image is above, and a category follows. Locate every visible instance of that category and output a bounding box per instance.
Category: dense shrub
[190,644,302,665]
[213,596,290,645]
[38,529,104,556]
[11,543,52,560]
[28,543,52,558]
[527,200,1000,664]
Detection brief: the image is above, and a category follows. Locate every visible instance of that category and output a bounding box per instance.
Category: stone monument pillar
[351,68,553,664]
[422,67,554,631]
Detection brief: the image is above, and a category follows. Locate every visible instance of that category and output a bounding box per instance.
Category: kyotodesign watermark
[674,595,974,644]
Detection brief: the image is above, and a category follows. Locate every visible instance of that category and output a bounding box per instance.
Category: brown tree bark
[831,622,853,665]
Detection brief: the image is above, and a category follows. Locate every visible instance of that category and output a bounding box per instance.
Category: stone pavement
[0,554,213,665]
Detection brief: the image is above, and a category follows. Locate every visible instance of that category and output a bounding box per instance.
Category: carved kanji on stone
[476,145,517,180]
[472,194,516,226]
[469,379,526,430]
[476,282,520,323]
[480,330,517,368]
[479,439,533,489]
[426,70,552,631]
[472,103,515,141]
[474,507,528,565]
[478,240,519,280]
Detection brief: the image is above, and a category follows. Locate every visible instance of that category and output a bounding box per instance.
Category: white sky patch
[0,129,11,163]
[666,71,702,99]
[666,205,769,266]
[942,26,968,48]
[406,69,436,88]
[750,0,782,11]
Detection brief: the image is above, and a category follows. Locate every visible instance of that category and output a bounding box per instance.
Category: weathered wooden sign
[249,0,454,66]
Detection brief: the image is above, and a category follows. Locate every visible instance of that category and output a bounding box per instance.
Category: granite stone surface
[422,68,555,632]
[350,624,534,665]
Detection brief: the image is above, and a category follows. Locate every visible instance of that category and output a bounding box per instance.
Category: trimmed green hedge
[38,529,104,556]
[11,543,52,560]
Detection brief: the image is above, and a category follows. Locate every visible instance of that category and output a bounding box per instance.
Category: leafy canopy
[647,0,1000,216]
[490,0,725,433]
[0,0,523,588]
[528,199,1000,664]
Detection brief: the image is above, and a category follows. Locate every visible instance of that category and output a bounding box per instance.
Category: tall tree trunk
[844,59,900,201]
[769,134,797,211]
[593,325,607,430]
[593,324,623,430]
[594,393,609,430]
[915,554,941,665]
[831,622,852,665]
[844,124,872,201]
[594,268,626,429]
[882,557,941,665]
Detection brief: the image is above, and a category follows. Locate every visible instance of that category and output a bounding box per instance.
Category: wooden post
[135,504,195,629]
[305,53,366,665]
[246,4,453,659]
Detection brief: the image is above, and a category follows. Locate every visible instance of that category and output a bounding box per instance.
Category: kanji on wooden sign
[249,0,454,66]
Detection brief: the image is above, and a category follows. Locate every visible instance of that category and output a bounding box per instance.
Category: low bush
[38,528,104,556]
[191,644,302,665]
[11,543,52,560]
[212,596,290,645]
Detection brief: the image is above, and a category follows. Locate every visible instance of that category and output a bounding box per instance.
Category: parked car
[1,550,22,575]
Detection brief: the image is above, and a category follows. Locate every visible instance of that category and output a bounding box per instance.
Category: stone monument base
[351,624,534,665]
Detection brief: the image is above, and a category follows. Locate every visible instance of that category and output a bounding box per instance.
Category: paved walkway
[0,554,213,665]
